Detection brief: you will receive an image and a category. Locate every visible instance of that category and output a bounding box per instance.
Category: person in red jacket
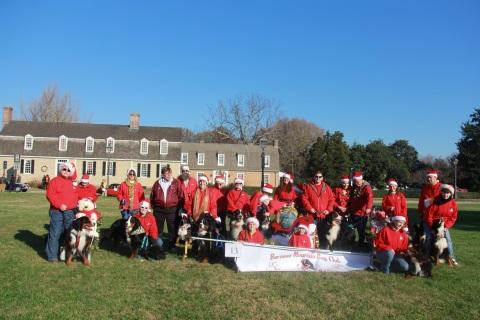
[184,175,219,222]
[150,164,184,250]
[423,184,459,265]
[133,200,165,259]
[45,162,78,262]
[289,224,311,248]
[238,217,264,244]
[76,174,98,202]
[374,215,409,274]
[333,175,351,215]
[209,175,227,221]
[418,169,442,219]
[178,165,197,213]
[382,178,408,227]
[226,178,250,213]
[274,173,297,205]
[250,183,274,217]
[117,168,145,220]
[348,171,373,249]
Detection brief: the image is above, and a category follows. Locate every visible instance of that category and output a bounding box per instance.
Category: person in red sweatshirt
[184,175,219,222]
[418,169,442,219]
[178,165,198,213]
[209,175,227,222]
[333,175,351,215]
[250,183,274,217]
[45,162,78,262]
[348,171,373,249]
[274,173,297,205]
[117,168,145,220]
[133,200,165,257]
[374,216,409,274]
[289,224,312,248]
[76,174,98,202]
[423,184,459,265]
[238,217,264,244]
[226,178,250,214]
[382,178,408,228]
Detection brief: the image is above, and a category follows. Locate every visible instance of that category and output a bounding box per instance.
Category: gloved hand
[215,217,221,223]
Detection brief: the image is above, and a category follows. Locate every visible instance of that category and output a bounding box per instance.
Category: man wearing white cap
[374,215,409,274]
[418,169,442,219]
[209,174,227,227]
[348,171,373,250]
[178,165,197,214]
[184,175,220,223]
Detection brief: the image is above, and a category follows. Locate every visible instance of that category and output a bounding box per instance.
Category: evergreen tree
[457,108,480,190]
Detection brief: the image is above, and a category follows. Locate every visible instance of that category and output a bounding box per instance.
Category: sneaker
[451,258,459,266]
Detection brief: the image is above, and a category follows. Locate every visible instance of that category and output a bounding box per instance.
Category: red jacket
[178,176,198,211]
[46,175,78,210]
[418,182,442,216]
[150,178,183,209]
[424,197,458,229]
[184,188,218,219]
[348,182,373,216]
[226,189,250,213]
[274,186,297,203]
[134,213,159,240]
[209,186,227,214]
[238,230,264,244]
[301,181,335,219]
[77,184,98,202]
[249,190,268,216]
[382,192,408,221]
[374,225,409,254]
[333,186,350,214]
[117,181,145,211]
[289,233,311,248]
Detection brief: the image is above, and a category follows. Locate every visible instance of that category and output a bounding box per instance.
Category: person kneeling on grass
[238,217,264,245]
[374,215,409,274]
[289,224,311,248]
[133,200,165,259]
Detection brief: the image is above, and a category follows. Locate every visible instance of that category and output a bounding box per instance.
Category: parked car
[7,183,30,192]
[106,183,121,197]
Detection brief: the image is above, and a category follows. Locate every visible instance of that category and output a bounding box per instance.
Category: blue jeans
[377,250,409,274]
[271,233,289,246]
[121,209,138,220]
[423,223,455,259]
[45,209,75,261]
[351,215,368,244]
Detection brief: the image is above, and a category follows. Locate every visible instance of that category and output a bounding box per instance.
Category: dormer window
[85,137,95,153]
[24,134,34,150]
[237,154,245,167]
[59,135,68,151]
[160,139,168,155]
[106,137,115,153]
[217,153,225,166]
[140,138,149,155]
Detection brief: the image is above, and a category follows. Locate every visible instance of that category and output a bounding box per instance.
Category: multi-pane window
[140,163,148,177]
[24,134,34,150]
[106,161,114,176]
[236,172,245,180]
[140,138,149,155]
[263,174,270,184]
[237,154,245,167]
[264,155,271,168]
[86,137,94,152]
[181,152,189,165]
[59,135,68,151]
[217,153,225,166]
[106,137,115,153]
[197,153,205,165]
[23,160,33,174]
[160,139,168,155]
[86,161,95,175]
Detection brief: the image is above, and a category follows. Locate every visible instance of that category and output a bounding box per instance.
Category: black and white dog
[229,210,244,241]
[64,216,97,266]
[192,213,217,262]
[431,218,453,266]
[323,212,343,251]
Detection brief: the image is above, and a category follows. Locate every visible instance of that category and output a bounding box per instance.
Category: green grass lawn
[1,193,479,320]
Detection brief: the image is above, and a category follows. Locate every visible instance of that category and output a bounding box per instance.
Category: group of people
[44,162,459,275]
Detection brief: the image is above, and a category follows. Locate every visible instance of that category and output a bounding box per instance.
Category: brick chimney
[129,112,140,130]
[3,106,13,129]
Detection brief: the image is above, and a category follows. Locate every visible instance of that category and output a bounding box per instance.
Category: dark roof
[0,121,182,141]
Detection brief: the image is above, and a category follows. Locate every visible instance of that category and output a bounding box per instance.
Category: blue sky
[1,0,479,157]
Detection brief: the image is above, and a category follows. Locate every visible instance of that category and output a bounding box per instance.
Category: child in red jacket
[374,216,409,274]
[134,201,165,257]
[289,224,311,248]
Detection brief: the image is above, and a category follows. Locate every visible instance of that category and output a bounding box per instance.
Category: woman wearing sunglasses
[117,168,145,220]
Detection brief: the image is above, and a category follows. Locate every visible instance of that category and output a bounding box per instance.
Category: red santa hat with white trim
[262,183,273,194]
[198,175,209,183]
[391,215,406,223]
[297,224,309,233]
[340,175,350,184]
[81,174,90,184]
[441,184,455,194]
[352,171,363,180]
[246,217,259,228]
[387,178,398,187]
[259,195,272,204]
[234,178,244,185]
[426,169,438,177]
[214,175,225,183]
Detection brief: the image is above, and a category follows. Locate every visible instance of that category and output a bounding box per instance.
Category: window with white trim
[86,161,95,175]
[106,137,115,153]
[263,174,270,184]
[236,172,245,180]
[85,137,94,153]
[181,152,189,165]
[106,161,114,176]
[197,153,205,165]
[217,153,225,166]
[264,155,271,168]
[237,154,245,167]
[160,139,168,155]
[140,138,149,155]
[59,135,68,151]
[23,159,33,174]
[140,163,148,177]
[24,134,34,150]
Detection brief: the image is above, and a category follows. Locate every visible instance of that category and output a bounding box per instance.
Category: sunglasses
[315,175,323,178]
[140,206,149,209]
[182,170,189,173]
[128,173,136,176]
[61,168,70,172]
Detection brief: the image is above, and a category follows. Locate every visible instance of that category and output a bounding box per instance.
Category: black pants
[350,215,368,245]
[154,207,177,248]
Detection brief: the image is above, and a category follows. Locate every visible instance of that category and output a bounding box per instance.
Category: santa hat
[126,168,137,176]
[282,172,294,182]
[234,178,244,185]
[387,178,398,187]
[426,169,438,177]
[246,217,259,228]
[375,210,386,221]
[259,195,271,204]
[198,175,208,183]
[262,183,273,194]
[81,174,90,184]
[441,184,455,194]
[352,171,363,180]
[181,165,190,171]
[340,175,350,184]
[139,200,152,212]
[297,224,309,232]
[214,175,225,183]
[391,215,406,223]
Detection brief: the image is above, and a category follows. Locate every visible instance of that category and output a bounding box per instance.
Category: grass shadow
[14,229,47,260]
[454,210,480,232]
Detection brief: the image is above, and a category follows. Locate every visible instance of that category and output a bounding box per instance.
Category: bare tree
[206,94,281,144]
[270,118,324,178]
[20,84,79,122]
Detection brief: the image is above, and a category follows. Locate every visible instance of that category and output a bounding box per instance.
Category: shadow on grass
[14,230,47,260]
[455,210,480,232]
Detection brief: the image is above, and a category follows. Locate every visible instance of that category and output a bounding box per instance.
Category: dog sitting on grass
[64,216,96,266]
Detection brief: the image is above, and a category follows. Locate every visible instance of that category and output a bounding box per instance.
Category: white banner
[227,243,371,272]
